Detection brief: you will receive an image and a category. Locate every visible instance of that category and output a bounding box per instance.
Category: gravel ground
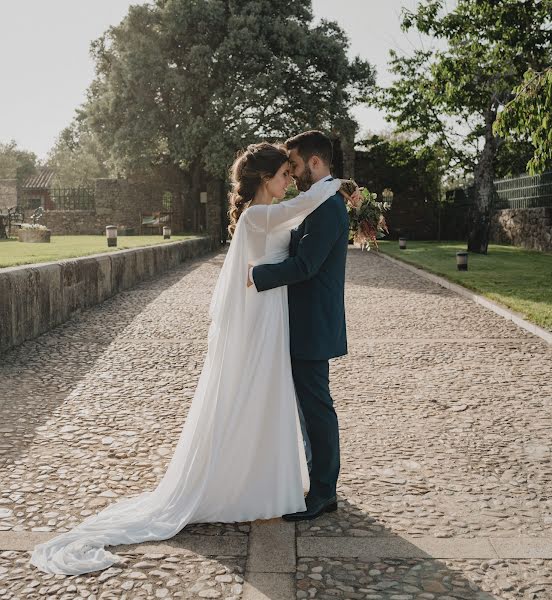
[1,245,551,599]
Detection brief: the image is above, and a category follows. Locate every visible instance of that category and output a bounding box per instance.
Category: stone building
[0,165,226,245]
[20,168,57,210]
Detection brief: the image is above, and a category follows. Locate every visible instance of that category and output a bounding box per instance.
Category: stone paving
[0,247,551,599]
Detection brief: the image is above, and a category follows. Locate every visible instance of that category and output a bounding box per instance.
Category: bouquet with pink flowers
[339,180,390,250]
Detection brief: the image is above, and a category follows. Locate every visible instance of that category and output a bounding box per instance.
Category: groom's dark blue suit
[252,177,348,501]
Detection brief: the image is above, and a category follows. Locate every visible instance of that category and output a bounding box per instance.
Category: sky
[0,0,428,161]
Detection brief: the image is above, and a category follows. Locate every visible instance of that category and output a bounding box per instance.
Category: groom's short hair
[285,130,333,167]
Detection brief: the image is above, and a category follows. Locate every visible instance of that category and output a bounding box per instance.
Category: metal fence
[494,171,552,209]
[49,187,95,210]
[18,187,96,211]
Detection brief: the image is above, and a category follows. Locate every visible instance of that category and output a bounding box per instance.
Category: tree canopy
[369,0,552,252]
[0,140,39,184]
[494,67,552,175]
[81,0,375,179]
[46,119,110,187]
[356,133,444,203]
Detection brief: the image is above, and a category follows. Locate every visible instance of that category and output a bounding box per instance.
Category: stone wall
[0,179,17,210]
[14,174,224,243]
[94,178,187,234]
[0,236,213,354]
[491,207,552,251]
[36,210,106,235]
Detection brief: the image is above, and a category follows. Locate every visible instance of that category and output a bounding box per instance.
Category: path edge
[374,251,552,345]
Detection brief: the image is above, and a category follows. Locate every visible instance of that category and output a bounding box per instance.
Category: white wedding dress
[29,177,341,575]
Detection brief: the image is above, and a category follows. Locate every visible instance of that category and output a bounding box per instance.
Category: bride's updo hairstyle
[228,142,289,236]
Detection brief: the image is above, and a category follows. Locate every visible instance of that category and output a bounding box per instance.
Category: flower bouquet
[339,180,390,251]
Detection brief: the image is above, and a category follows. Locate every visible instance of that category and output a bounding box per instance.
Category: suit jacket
[252,180,349,360]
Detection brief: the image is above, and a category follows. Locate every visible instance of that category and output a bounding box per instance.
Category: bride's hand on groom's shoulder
[339,179,360,204]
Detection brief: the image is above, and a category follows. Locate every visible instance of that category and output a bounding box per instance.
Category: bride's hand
[339,179,361,205]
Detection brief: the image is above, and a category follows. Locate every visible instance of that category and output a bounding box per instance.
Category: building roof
[22,168,56,189]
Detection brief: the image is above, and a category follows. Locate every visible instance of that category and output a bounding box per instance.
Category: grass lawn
[0,234,198,268]
[377,240,552,332]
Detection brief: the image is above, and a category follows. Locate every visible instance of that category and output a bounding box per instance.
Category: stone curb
[0,531,247,557]
[297,535,552,559]
[375,251,552,345]
[5,531,552,560]
[246,519,296,574]
[243,520,296,600]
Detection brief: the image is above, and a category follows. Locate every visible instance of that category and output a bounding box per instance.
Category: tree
[46,117,110,187]
[82,0,375,187]
[0,140,39,184]
[356,133,444,203]
[370,0,552,253]
[494,67,552,175]
[494,137,537,180]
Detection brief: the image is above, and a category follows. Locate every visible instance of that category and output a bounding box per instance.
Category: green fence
[494,171,552,209]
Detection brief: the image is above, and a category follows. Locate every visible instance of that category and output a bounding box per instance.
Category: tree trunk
[467,109,498,254]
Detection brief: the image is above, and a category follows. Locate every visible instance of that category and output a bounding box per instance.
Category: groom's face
[288,149,314,192]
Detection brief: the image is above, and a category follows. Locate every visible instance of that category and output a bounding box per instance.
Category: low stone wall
[37,210,106,235]
[491,207,552,251]
[0,237,213,354]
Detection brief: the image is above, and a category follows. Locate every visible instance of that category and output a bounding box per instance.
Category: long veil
[30,214,310,575]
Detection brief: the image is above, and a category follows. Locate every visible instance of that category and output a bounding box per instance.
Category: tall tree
[370,0,552,253]
[494,67,552,175]
[0,140,39,184]
[356,133,444,203]
[46,118,110,187]
[82,0,374,186]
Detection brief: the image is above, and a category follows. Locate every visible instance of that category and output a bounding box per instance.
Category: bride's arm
[244,178,342,233]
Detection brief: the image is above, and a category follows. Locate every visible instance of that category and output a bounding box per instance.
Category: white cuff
[249,266,257,291]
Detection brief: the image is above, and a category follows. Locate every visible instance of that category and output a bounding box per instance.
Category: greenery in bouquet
[340,180,389,250]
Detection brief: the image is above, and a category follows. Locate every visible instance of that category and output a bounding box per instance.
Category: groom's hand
[247,263,253,287]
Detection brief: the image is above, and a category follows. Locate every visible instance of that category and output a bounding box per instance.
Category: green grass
[377,240,552,332]
[0,234,198,268]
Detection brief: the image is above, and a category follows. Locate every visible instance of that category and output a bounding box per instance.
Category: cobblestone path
[0,247,551,599]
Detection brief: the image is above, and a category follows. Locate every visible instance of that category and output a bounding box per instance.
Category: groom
[248,130,349,521]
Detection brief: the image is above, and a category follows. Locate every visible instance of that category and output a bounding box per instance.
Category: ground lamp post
[399,237,407,250]
[456,251,468,271]
[106,225,117,247]
[163,226,171,240]
[382,188,394,205]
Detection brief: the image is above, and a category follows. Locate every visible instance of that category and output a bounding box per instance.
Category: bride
[29,142,342,575]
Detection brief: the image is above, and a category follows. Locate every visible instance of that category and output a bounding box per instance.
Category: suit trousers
[291,358,340,500]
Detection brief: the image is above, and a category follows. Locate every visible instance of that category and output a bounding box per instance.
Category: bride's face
[265,161,292,200]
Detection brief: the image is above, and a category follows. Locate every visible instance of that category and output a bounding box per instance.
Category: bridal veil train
[29,176,341,575]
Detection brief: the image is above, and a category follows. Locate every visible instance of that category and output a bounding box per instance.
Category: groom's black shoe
[282,495,337,522]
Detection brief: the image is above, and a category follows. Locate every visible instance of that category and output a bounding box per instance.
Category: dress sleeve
[244,178,341,235]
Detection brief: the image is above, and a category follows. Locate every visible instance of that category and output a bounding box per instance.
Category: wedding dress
[29,177,342,575]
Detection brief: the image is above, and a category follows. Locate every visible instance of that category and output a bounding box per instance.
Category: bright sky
[0,0,427,161]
